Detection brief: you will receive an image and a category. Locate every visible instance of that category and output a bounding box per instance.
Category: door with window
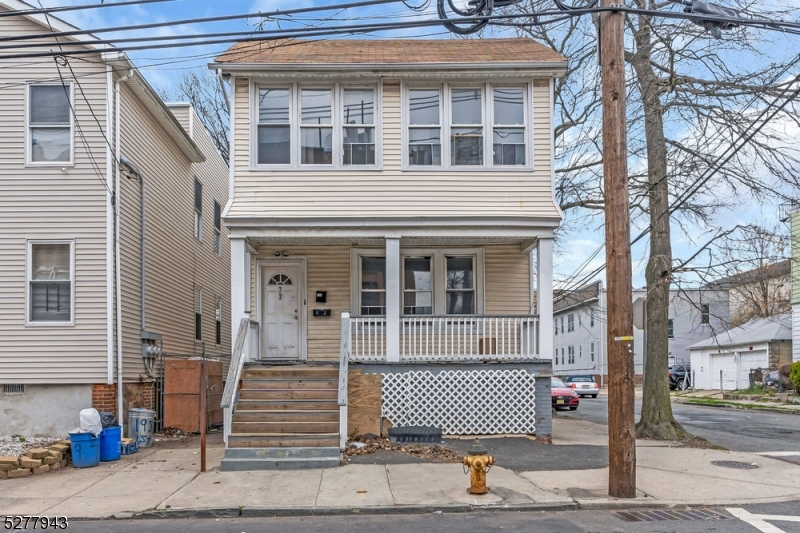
[261,264,303,359]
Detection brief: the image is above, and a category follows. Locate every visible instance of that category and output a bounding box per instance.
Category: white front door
[261,264,302,359]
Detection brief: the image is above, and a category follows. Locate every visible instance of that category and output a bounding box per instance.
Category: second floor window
[194,178,202,241]
[700,304,710,325]
[213,201,221,255]
[567,314,574,332]
[668,318,674,338]
[257,84,377,168]
[406,83,528,169]
[195,288,202,341]
[29,83,72,164]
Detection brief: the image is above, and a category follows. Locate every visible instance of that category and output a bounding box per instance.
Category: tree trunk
[629,13,688,441]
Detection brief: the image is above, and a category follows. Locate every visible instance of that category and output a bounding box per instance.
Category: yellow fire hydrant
[462,438,495,494]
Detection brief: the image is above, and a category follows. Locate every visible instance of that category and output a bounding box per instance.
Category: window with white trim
[194,288,202,341]
[194,178,202,241]
[213,201,221,255]
[29,83,72,164]
[591,342,595,362]
[353,249,483,316]
[215,297,222,345]
[256,83,378,168]
[567,313,574,332]
[405,82,529,169]
[568,346,575,364]
[28,241,73,323]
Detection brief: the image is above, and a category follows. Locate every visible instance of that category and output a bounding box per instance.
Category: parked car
[551,377,579,411]
[669,363,691,390]
[563,375,600,398]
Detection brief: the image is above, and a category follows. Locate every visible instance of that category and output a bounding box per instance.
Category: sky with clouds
[33,0,800,289]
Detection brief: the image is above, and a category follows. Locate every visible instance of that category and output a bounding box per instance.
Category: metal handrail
[221,316,250,409]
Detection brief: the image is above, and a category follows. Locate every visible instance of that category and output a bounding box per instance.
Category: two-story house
[212,38,566,469]
[0,0,230,436]
[553,281,729,383]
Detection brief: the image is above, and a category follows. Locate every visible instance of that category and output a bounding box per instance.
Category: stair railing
[338,311,351,450]
[222,315,254,445]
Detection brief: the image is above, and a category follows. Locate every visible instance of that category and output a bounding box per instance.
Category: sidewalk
[672,389,800,414]
[2,418,800,519]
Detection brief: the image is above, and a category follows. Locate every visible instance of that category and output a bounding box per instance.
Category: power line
[1,5,799,60]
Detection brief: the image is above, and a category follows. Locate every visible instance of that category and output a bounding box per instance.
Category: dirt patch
[344,437,461,462]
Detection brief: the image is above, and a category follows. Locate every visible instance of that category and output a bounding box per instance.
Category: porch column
[385,235,401,362]
[537,238,554,360]
[230,237,251,348]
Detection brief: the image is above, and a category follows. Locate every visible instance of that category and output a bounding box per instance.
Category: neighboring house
[780,203,800,363]
[212,38,565,469]
[689,314,792,390]
[0,0,230,436]
[553,282,729,382]
[705,260,790,327]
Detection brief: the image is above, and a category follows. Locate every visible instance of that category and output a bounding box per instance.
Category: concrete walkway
[2,418,799,519]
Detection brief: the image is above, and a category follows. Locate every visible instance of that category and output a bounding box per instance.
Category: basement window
[2,384,25,394]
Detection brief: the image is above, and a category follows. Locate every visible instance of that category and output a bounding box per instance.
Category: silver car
[564,375,600,398]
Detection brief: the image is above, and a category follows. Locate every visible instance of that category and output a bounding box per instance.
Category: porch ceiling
[246,236,534,247]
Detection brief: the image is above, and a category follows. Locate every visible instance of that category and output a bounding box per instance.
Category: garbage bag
[79,408,103,437]
[99,411,117,428]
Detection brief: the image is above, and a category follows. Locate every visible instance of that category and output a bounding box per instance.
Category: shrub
[790,361,800,394]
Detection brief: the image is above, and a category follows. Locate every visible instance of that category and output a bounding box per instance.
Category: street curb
[69,493,800,521]
[672,398,800,415]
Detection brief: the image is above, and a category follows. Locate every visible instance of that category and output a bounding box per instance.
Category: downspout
[115,69,133,428]
[119,157,146,339]
[106,64,114,385]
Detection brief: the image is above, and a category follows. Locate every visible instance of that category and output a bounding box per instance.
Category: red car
[551,377,579,411]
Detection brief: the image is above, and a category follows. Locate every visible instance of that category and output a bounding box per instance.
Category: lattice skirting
[380,369,536,435]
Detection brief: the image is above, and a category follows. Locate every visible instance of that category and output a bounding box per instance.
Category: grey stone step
[219,446,341,471]
[219,456,341,471]
[223,447,340,460]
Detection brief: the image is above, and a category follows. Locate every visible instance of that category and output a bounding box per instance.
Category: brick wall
[91,384,117,413]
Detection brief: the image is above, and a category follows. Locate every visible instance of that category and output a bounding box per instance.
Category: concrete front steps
[219,364,341,471]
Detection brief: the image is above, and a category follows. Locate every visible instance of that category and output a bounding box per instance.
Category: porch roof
[242,236,546,251]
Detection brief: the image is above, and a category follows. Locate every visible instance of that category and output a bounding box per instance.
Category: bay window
[492,88,525,165]
[28,240,73,324]
[255,83,378,168]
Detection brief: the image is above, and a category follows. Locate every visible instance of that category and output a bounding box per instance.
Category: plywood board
[347,370,382,437]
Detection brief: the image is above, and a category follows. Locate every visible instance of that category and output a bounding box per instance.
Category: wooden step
[233,410,339,423]
[239,389,338,401]
[231,421,338,434]
[243,367,338,379]
[240,379,338,390]
[227,434,339,448]
[236,400,339,411]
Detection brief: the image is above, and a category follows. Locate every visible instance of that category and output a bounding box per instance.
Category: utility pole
[599,0,637,498]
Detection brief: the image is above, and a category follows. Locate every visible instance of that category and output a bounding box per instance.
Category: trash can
[99,425,121,461]
[69,431,100,468]
[127,408,156,448]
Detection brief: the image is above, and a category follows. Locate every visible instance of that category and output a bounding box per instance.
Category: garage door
[709,353,736,390]
[739,350,768,389]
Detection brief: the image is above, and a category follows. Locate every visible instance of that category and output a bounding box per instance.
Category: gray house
[553,281,730,382]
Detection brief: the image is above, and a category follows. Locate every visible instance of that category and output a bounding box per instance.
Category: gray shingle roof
[687,314,792,350]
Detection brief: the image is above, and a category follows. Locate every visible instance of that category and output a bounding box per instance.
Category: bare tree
[162,69,229,165]
[506,0,800,439]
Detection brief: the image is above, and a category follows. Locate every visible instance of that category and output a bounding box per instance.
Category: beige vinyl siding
[167,105,191,132]
[0,13,109,384]
[228,77,559,219]
[249,244,529,360]
[118,86,230,380]
[484,245,531,315]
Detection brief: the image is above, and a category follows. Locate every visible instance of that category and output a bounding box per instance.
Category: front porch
[222,233,555,468]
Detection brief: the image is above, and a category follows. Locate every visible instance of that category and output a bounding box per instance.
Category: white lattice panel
[380,369,536,435]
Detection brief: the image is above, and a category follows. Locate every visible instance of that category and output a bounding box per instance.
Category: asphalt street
[67,504,800,533]
[565,395,800,457]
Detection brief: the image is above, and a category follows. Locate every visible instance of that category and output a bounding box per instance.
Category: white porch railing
[222,316,259,445]
[349,315,539,362]
[338,312,351,450]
